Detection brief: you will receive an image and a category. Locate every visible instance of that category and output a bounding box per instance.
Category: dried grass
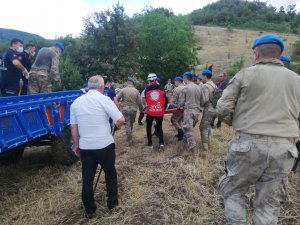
[0,115,299,225]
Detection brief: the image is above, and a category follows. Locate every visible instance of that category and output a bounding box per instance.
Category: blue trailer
[0,91,83,165]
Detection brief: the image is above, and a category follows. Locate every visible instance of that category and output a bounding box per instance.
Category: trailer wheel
[51,126,78,165]
[0,147,25,165]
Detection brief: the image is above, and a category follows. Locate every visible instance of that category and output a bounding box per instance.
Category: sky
[0,0,299,39]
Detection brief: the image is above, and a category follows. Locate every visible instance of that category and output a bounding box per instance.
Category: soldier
[280,55,291,68]
[217,34,300,225]
[170,76,185,140]
[200,69,216,151]
[196,75,203,89]
[28,41,64,93]
[164,78,174,102]
[179,72,201,153]
[116,77,142,146]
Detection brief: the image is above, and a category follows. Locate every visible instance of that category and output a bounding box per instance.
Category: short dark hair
[104,78,112,84]
[257,44,281,59]
[25,43,35,49]
[10,38,23,46]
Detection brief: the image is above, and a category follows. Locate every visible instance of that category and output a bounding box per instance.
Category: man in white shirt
[70,75,125,217]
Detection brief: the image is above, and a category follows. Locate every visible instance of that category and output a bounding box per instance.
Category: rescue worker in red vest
[144,73,168,150]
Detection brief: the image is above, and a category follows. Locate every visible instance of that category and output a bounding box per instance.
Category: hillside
[194,26,300,75]
[0,28,45,44]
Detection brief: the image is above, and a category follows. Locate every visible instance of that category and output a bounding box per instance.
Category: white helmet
[147,73,157,81]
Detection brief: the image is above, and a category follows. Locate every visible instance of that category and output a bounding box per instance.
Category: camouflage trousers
[200,108,215,149]
[219,132,298,225]
[166,92,173,103]
[182,109,199,150]
[122,109,137,144]
[28,70,52,94]
[171,112,183,130]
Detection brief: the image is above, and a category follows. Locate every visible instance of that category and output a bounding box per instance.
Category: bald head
[254,44,281,62]
[88,75,104,90]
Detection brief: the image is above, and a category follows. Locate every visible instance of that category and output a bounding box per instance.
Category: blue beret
[202,69,212,76]
[55,41,65,52]
[197,76,202,80]
[83,83,88,88]
[156,77,161,82]
[127,77,135,83]
[174,76,183,81]
[183,71,193,77]
[280,55,291,63]
[252,34,284,53]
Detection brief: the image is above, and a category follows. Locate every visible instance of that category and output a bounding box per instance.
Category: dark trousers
[138,111,145,123]
[146,115,164,145]
[80,143,118,214]
[20,78,28,95]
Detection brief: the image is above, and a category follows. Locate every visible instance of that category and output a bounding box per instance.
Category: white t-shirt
[70,89,123,150]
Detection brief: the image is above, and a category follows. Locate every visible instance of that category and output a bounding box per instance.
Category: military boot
[177,129,184,141]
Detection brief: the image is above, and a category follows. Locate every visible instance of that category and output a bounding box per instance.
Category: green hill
[189,0,300,33]
[0,28,45,44]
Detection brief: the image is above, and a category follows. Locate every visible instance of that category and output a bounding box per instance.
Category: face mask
[30,52,36,57]
[16,47,23,53]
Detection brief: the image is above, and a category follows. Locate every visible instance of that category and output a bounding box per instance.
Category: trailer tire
[51,126,78,165]
[0,147,25,164]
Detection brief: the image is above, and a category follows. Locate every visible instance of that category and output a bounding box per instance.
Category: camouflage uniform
[164,83,174,103]
[200,80,216,150]
[217,59,300,225]
[28,47,61,93]
[170,84,184,130]
[178,82,201,151]
[117,85,142,145]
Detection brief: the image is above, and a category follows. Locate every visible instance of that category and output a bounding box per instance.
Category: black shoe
[147,143,153,149]
[138,122,143,126]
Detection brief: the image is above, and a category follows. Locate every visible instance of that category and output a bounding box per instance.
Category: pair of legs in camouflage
[200,108,215,150]
[182,109,199,151]
[171,112,184,140]
[122,109,137,146]
[28,70,52,94]
[219,133,297,225]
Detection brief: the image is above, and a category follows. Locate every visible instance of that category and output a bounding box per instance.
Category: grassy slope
[194,26,300,75]
[0,115,299,225]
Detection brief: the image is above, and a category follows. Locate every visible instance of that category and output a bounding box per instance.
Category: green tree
[134,9,198,82]
[227,57,245,78]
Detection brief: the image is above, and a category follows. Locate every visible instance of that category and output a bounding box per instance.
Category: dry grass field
[194,26,300,75]
[0,114,299,225]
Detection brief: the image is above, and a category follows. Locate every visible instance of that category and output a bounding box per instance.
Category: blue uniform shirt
[104,86,116,100]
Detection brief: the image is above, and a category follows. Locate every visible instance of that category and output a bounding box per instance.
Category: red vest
[146,89,165,117]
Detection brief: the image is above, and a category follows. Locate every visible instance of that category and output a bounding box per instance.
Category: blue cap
[202,69,212,77]
[280,55,291,63]
[127,77,135,83]
[183,71,193,77]
[174,76,183,81]
[83,83,88,88]
[156,77,161,82]
[55,41,65,52]
[252,34,284,53]
[197,76,202,80]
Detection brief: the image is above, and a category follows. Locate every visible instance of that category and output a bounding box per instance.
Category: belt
[235,132,296,144]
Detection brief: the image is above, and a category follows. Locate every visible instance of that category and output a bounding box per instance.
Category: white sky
[0,0,299,39]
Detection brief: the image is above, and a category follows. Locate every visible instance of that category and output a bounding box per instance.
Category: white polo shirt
[70,89,123,150]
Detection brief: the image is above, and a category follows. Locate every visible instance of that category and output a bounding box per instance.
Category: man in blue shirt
[104,78,116,100]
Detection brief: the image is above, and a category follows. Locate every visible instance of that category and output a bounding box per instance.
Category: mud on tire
[51,126,78,165]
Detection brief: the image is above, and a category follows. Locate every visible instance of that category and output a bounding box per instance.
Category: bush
[227,57,244,78]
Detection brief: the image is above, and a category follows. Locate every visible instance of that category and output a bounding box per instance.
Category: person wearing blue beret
[170,76,185,140]
[28,41,64,93]
[199,69,216,151]
[280,55,291,68]
[217,33,300,225]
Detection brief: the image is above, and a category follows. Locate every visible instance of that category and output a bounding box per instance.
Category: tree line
[189,0,300,33]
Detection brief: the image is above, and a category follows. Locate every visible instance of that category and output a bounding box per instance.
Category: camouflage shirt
[31,47,60,82]
[164,83,174,94]
[171,84,185,104]
[178,82,201,111]
[201,80,216,112]
[117,86,143,111]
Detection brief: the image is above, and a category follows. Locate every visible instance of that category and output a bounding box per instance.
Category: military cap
[127,77,135,83]
[252,34,284,53]
[183,71,193,77]
[174,76,183,81]
[55,41,65,52]
[202,69,212,77]
[280,55,291,63]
